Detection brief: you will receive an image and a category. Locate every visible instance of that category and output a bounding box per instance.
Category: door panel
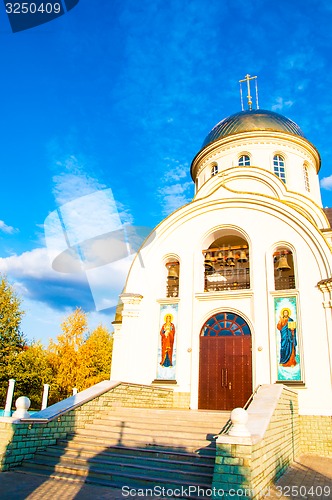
[198,314,252,410]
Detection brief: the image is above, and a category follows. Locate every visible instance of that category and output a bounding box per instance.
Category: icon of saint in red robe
[160,314,175,367]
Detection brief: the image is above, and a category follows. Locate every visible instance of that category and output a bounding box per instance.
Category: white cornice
[195,290,253,301]
[191,131,320,180]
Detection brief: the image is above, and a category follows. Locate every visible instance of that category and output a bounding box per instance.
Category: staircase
[15,406,229,496]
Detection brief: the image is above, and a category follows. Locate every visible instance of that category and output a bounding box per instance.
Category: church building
[111,83,332,417]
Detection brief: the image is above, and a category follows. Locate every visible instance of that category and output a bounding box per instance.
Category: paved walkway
[0,454,331,499]
[264,454,332,499]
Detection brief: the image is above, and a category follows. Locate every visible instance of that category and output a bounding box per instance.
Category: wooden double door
[198,312,252,411]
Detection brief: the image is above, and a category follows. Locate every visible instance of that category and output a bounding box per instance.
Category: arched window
[303,165,310,192]
[238,154,250,166]
[273,155,286,183]
[201,312,251,336]
[166,261,180,297]
[203,235,250,292]
[273,247,295,290]
[211,165,218,177]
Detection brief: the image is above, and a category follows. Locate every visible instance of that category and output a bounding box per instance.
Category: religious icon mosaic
[274,296,302,381]
[156,303,178,380]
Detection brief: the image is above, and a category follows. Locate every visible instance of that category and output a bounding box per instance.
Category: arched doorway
[198,312,252,410]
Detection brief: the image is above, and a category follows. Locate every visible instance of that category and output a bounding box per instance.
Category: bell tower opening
[203,233,250,292]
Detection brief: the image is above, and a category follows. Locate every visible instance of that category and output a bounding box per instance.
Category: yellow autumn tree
[76,324,113,390]
[48,307,88,399]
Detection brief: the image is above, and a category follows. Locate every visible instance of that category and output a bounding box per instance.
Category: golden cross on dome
[239,74,259,111]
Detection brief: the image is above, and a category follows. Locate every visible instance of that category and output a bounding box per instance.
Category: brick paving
[0,471,125,499]
[264,455,332,499]
[0,454,331,499]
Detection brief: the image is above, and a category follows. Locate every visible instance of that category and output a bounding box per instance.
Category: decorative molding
[120,293,143,305]
[195,290,253,301]
[120,293,143,319]
[122,310,141,318]
[317,279,332,308]
[157,297,180,304]
[112,323,122,336]
[191,131,320,180]
[152,379,178,385]
[270,289,299,298]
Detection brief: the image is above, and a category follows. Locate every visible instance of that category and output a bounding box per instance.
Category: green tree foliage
[7,342,53,409]
[0,275,25,406]
[1,303,114,409]
[0,275,25,362]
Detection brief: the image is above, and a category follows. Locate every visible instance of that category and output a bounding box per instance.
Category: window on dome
[165,261,180,297]
[211,165,218,177]
[238,155,250,166]
[303,165,310,192]
[273,155,286,183]
[273,247,296,290]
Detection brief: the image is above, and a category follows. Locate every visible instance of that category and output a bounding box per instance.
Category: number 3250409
[6,3,62,14]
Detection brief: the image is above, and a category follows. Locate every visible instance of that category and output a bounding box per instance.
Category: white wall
[112,130,331,415]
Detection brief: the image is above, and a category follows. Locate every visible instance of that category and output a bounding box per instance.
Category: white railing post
[4,379,15,417]
[12,396,31,419]
[41,383,50,410]
[228,407,251,437]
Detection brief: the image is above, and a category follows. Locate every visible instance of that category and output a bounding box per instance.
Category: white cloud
[86,254,135,311]
[0,220,18,234]
[320,175,332,190]
[283,51,324,73]
[52,155,106,206]
[0,243,130,314]
[272,97,294,112]
[0,248,56,279]
[0,248,91,310]
[156,157,194,215]
[163,158,189,182]
[158,181,192,215]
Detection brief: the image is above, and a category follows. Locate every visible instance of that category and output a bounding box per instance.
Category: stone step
[19,459,213,490]
[88,414,228,432]
[14,405,225,496]
[25,453,213,483]
[83,421,221,440]
[103,407,228,421]
[56,439,216,460]
[16,466,208,499]
[38,445,214,473]
[68,429,216,451]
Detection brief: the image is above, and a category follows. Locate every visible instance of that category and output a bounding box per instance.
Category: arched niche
[273,246,296,290]
[202,228,250,292]
[164,256,180,298]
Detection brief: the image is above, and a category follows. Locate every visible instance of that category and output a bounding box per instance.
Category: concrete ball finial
[12,396,31,419]
[228,407,251,437]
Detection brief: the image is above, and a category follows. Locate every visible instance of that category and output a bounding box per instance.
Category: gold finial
[239,74,259,111]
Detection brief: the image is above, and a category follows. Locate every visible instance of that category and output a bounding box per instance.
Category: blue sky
[0,0,332,345]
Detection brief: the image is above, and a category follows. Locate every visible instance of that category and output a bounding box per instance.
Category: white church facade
[111,104,332,417]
